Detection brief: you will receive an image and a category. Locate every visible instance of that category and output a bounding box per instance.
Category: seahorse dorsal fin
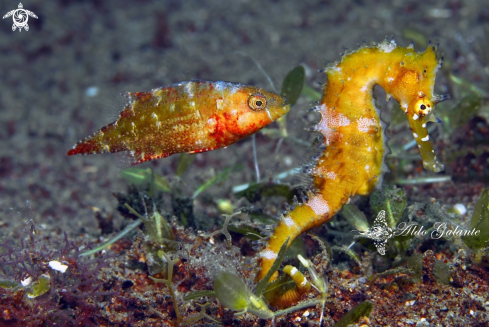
[426,113,439,123]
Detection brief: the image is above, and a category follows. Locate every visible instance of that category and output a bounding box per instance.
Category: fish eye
[248,94,267,111]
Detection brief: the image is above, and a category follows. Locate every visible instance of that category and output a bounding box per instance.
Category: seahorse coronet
[257,38,450,308]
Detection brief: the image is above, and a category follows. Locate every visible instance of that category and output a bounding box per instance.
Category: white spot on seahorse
[282,215,296,227]
[401,103,408,113]
[326,171,337,180]
[357,117,379,133]
[259,250,277,260]
[365,164,370,170]
[413,114,419,120]
[422,123,426,128]
[378,40,397,53]
[413,133,418,138]
[289,267,299,276]
[313,166,337,180]
[307,195,330,216]
[421,135,430,141]
[317,104,350,146]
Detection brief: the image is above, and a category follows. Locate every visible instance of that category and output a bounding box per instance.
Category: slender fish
[68,80,290,164]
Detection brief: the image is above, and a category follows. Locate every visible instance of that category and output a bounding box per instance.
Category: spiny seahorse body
[257,39,449,307]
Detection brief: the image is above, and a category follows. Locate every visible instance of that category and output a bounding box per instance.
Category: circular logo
[2,3,38,32]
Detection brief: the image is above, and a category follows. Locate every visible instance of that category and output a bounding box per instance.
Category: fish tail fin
[67,126,126,156]
[67,138,104,156]
[67,120,130,157]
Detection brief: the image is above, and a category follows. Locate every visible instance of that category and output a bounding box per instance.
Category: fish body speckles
[68,80,290,165]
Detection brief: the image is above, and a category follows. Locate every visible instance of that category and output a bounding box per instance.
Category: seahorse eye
[413,99,433,117]
[249,94,267,111]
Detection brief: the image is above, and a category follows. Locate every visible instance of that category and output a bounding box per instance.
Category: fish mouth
[266,102,290,122]
[281,96,291,111]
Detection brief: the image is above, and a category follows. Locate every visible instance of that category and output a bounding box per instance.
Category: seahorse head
[388,44,448,172]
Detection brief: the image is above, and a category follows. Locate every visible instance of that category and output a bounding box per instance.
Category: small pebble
[21,276,32,287]
[453,203,467,215]
[86,86,99,97]
[48,260,69,273]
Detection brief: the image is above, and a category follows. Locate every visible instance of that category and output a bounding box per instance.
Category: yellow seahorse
[256,38,450,307]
